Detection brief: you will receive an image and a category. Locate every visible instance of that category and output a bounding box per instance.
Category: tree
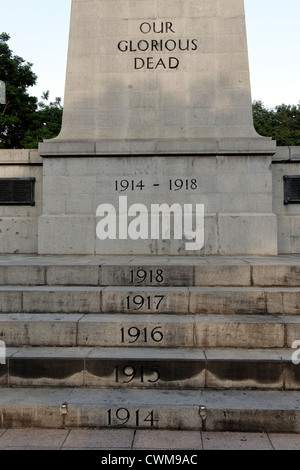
[0,33,62,149]
[253,100,300,146]
[21,91,63,148]
[0,32,38,148]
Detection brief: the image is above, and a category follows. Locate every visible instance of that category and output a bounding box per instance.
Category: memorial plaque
[0,178,35,206]
[283,176,300,205]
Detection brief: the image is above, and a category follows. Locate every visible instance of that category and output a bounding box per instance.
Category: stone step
[2,346,299,390]
[1,313,300,349]
[0,256,300,287]
[0,387,299,432]
[0,285,299,314]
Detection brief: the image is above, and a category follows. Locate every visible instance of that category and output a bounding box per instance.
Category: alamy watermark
[292,340,300,365]
[0,81,6,105]
[96,196,204,251]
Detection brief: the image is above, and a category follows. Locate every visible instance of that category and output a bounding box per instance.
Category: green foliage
[0,33,62,149]
[253,100,300,146]
[1,32,300,149]
[21,94,62,149]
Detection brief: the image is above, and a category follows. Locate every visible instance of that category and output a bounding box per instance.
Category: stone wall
[37,154,277,256]
[272,146,300,254]
[0,147,300,255]
[0,150,43,254]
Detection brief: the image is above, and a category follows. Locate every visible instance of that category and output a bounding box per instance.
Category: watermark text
[96,196,204,251]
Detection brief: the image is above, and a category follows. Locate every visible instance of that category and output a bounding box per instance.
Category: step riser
[1,264,300,287]
[0,405,200,431]
[2,357,299,390]
[1,405,299,433]
[1,387,300,432]
[1,316,299,349]
[0,288,299,314]
[0,257,300,432]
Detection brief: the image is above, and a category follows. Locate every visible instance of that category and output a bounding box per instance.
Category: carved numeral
[130,269,164,284]
[114,365,160,383]
[121,326,164,344]
[107,408,159,427]
[169,178,197,190]
[126,295,164,310]
[115,180,145,191]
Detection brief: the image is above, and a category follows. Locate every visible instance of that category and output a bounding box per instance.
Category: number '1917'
[126,295,164,310]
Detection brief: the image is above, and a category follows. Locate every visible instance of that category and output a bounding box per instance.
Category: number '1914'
[107,408,159,427]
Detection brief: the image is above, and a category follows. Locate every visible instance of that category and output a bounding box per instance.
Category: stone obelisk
[38,0,277,256]
[40,0,274,155]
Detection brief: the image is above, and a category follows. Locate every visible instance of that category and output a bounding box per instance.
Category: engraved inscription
[121,326,164,344]
[126,294,165,310]
[107,408,159,427]
[117,20,198,70]
[129,269,164,284]
[114,365,160,383]
[114,179,198,191]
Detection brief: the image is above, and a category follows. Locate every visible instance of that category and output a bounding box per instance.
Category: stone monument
[38,0,277,256]
[3,1,300,434]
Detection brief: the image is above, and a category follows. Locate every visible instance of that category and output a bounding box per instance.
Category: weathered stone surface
[0,290,22,313]
[85,349,206,389]
[0,266,45,286]
[0,387,300,432]
[205,349,285,390]
[189,287,266,314]
[77,314,194,348]
[8,347,88,387]
[266,289,300,315]
[102,286,189,313]
[46,265,99,286]
[38,215,95,255]
[253,265,300,287]
[0,314,82,346]
[0,149,41,164]
[22,287,102,313]
[218,214,278,256]
[5,346,299,390]
[39,0,274,156]
[38,155,277,256]
[0,312,296,349]
[194,316,285,348]
[194,265,251,286]
[0,218,39,254]
[99,264,193,286]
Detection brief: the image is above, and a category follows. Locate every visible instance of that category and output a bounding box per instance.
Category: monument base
[38,154,277,256]
[39,137,276,157]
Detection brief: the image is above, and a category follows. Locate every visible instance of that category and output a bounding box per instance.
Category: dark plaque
[0,178,35,205]
[284,176,300,205]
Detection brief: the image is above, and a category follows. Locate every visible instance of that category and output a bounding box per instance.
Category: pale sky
[1,0,299,108]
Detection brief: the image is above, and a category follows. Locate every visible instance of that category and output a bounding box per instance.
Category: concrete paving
[0,428,299,450]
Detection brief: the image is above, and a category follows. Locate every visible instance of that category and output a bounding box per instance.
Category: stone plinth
[38,155,277,255]
[38,0,277,256]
